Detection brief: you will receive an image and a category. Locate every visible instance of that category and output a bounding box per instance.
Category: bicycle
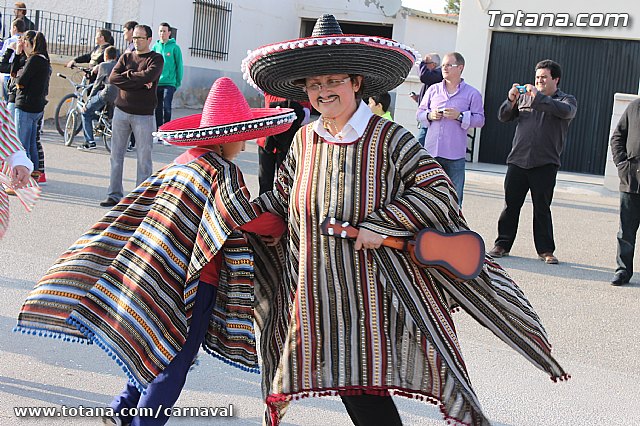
[57,68,113,152]
[53,65,92,137]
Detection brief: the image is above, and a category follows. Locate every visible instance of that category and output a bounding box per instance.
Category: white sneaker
[153,136,162,144]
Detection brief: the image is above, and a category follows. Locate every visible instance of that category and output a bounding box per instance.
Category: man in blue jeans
[417,52,484,206]
[100,24,162,207]
[78,46,117,151]
[152,22,182,141]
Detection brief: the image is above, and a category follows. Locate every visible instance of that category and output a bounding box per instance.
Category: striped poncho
[252,115,568,426]
[15,150,262,391]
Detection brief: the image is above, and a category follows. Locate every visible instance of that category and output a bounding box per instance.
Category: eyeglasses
[132,36,149,40]
[442,64,460,69]
[302,77,351,93]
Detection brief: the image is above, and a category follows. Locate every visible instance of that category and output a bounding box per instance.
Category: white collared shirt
[312,100,373,144]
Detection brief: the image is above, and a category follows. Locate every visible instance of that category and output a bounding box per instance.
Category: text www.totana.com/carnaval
[14,404,235,418]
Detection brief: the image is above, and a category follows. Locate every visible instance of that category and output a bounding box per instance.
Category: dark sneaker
[611,270,631,286]
[99,197,119,207]
[78,141,97,151]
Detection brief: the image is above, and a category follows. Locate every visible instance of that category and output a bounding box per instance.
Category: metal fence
[1,7,125,59]
[191,0,232,60]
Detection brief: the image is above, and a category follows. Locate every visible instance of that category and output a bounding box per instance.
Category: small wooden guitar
[320,217,485,281]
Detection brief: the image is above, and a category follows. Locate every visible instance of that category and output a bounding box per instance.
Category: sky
[401,0,447,13]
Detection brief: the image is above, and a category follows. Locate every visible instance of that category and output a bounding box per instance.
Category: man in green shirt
[152,22,183,132]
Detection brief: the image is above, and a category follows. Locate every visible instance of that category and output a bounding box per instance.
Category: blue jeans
[110,281,217,426]
[417,124,427,147]
[155,85,176,128]
[108,107,155,200]
[15,108,43,166]
[82,94,107,143]
[435,156,466,206]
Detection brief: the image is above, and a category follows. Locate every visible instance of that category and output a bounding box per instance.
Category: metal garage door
[480,32,640,175]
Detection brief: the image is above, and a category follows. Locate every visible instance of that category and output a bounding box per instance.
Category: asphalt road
[1,124,639,425]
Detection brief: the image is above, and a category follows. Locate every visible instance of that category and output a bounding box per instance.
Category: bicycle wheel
[54,93,78,136]
[102,117,112,153]
[64,111,79,146]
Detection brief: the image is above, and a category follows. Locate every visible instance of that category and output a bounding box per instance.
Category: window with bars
[190,0,232,60]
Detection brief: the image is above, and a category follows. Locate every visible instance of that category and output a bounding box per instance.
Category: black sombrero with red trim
[241,14,420,101]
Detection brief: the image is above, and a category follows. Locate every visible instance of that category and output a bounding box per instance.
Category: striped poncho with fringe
[251,115,569,426]
[15,150,262,392]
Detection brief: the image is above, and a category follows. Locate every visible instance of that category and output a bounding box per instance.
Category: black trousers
[340,394,402,426]
[258,146,288,195]
[495,163,559,253]
[616,191,640,276]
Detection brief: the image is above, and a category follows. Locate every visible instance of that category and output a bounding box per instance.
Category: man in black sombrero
[243,14,569,426]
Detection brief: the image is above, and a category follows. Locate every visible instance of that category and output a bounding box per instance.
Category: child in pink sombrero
[15,78,296,426]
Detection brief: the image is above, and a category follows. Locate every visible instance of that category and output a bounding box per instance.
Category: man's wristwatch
[456,112,463,123]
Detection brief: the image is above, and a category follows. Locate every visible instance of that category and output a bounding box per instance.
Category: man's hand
[66,60,75,68]
[507,83,521,103]
[429,109,444,121]
[11,165,30,189]
[524,83,537,97]
[442,107,461,120]
[354,228,386,251]
[144,82,153,89]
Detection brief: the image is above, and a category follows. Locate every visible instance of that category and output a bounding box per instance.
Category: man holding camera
[417,52,484,206]
[488,59,577,264]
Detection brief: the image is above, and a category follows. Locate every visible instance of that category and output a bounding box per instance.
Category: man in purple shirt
[417,52,484,205]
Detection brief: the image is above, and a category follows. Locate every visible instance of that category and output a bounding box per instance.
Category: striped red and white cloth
[0,100,40,238]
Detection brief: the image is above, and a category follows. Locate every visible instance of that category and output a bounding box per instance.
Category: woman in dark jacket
[11,31,50,172]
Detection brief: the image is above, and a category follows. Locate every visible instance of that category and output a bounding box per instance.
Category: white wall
[15,0,142,25]
[22,1,456,113]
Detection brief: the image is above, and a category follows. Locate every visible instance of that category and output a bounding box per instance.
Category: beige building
[455,0,640,188]
[20,0,457,133]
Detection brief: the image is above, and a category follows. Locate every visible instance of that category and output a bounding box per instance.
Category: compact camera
[516,85,527,94]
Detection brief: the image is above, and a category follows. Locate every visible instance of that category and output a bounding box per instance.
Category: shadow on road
[0,376,110,406]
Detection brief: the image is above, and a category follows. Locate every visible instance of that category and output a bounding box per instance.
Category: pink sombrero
[154,77,297,146]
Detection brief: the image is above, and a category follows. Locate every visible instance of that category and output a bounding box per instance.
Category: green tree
[444,0,460,14]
